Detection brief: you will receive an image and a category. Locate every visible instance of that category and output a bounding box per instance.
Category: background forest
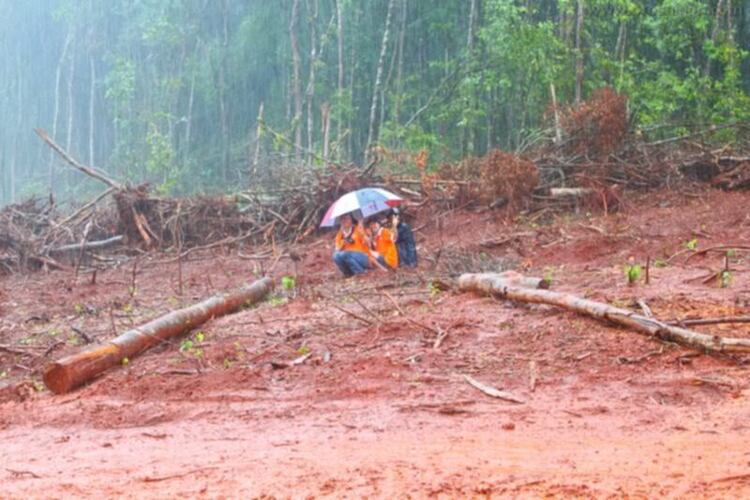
[1,0,749,205]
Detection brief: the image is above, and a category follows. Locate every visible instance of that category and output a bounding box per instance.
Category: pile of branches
[0,198,55,272]
[0,130,377,274]
[389,87,750,215]
[380,148,540,212]
[0,195,120,273]
[535,87,750,194]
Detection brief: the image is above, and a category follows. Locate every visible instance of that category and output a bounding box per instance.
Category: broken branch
[463,374,525,404]
[34,128,124,190]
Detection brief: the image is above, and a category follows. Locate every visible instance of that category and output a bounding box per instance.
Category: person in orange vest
[332,214,370,277]
[365,217,398,271]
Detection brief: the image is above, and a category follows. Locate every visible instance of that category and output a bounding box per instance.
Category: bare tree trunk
[380,4,401,142]
[50,31,73,192]
[335,0,345,153]
[467,0,477,50]
[305,0,319,167]
[726,0,734,42]
[184,70,195,168]
[486,89,494,150]
[465,0,478,155]
[66,35,76,154]
[9,140,16,204]
[218,0,230,183]
[574,0,584,104]
[252,101,264,179]
[290,0,303,163]
[347,10,357,160]
[614,21,625,61]
[550,83,562,145]
[88,55,96,166]
[705,0,726,76]
[614,21,627,83]
[365,0,396,162]
[11,53,21,203]
[321,102,331,163]
[394,0,407,123]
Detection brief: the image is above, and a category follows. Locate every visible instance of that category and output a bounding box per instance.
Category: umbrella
[319,187,403,228]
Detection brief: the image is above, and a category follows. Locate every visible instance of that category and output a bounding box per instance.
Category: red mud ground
[2,188,750,498]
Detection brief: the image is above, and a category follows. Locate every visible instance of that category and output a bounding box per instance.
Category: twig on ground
[616,346,664,364]
[0,345,36,357]
[463,374,525,404]
[331,304,373,325]
[70,326,94,344]
[685,245,750,262]
[6,468,42,479]
[352,296,382,322]
[433,329,449,349]
[141,467,219,483]
[382,291,441,335]
[271,352,312,369]
[43,340,66,357]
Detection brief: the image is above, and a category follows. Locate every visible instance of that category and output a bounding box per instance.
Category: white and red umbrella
[320,187,403,228]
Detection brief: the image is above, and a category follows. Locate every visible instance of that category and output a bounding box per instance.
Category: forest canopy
[1,0,748,205]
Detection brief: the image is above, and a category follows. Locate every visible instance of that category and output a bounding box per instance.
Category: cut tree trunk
[289,0,303,163]
[44,277,273,394]
[459,273,750,354]
[574,0,585,104]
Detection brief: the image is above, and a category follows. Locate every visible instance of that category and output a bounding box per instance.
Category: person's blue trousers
[333,251,369,277]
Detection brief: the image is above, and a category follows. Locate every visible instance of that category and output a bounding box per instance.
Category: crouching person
[366,218,398,271]
[389,208,417,268]
[333,214,370,277]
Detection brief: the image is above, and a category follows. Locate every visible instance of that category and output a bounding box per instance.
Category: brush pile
[392,87,750,214]
[0,133,373,274]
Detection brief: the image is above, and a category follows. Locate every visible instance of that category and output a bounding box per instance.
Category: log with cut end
[44,277,273,394]
[458,273,750,354]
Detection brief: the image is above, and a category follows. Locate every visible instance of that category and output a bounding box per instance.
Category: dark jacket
[396,222,418,267]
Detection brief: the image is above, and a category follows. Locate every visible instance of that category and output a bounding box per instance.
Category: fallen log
[43,277,273,394]
[459,273,750,354]
[49,235,124,254]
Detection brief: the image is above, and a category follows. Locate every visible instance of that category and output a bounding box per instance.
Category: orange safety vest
[335,225,368,254]
[372,227,399,269]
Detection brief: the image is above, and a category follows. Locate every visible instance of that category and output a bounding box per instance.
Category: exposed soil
[2,188,750,498]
